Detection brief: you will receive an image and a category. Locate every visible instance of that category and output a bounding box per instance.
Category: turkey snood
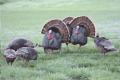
[47,33,54,40]
[75,28,80,35]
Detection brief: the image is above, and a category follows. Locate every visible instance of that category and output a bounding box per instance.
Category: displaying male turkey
[42,30,62,53]
[70,25,88,47]
[94,34,117,55]
[16,47,37,62]
[5,38,34,51]
[4,49,16,65]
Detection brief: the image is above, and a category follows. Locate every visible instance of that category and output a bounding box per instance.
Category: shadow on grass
[72,75,89,80]
[70,72,90,80]
[109,67,120,73]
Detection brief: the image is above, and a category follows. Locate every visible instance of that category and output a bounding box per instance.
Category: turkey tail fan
[69,16,95,38]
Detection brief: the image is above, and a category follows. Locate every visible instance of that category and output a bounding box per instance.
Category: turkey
[16,47,37,62]
[70,25,88,47]
[94,34,117,54]
[4,49,16,65]
[42,30,62,53]
[5,38,34,51]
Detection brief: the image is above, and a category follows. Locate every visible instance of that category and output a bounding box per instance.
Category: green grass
[0,0,120,80]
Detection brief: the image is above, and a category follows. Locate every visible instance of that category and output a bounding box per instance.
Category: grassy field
[0,0,120,80]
